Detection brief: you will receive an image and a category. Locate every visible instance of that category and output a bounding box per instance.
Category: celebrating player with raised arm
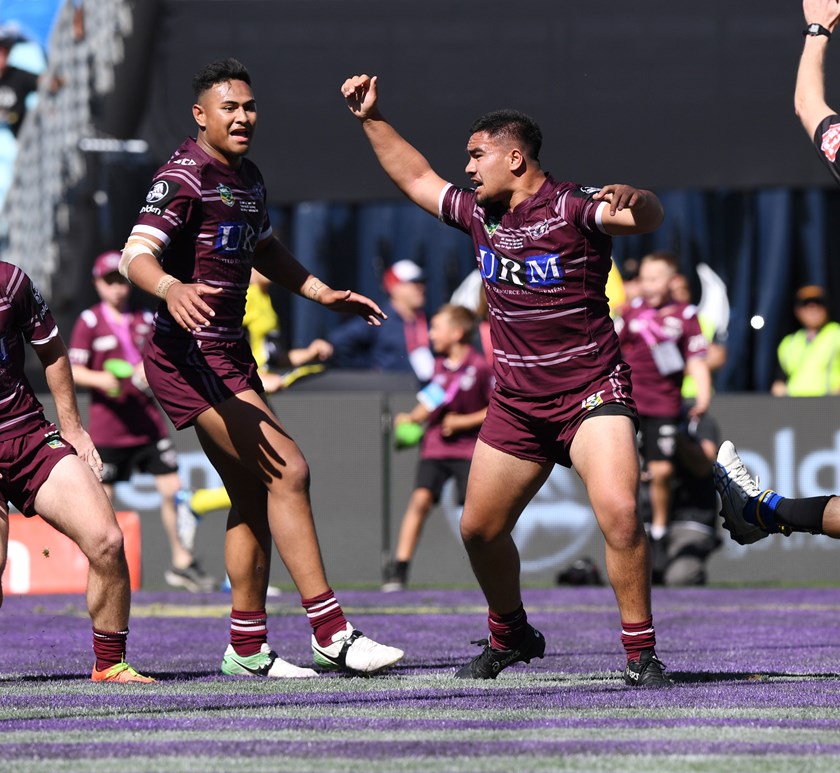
[342,73,670,686]
[715,0,840,545]
[120,59,403,678]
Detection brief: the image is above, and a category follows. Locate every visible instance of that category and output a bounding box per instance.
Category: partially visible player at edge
[342,73,670,686]
[0,262,152,682]
[715,0,840,544]
[119,58,403,678]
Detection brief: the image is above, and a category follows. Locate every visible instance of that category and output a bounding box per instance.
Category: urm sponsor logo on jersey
[215,222,257,254]
[479,246,564,288]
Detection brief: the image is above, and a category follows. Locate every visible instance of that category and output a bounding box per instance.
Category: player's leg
[385,457,446,590]
[33,455,152,682]
[154,470,214,591]
[570,413,670,687]
[460,439,551,612]
[155,471,192,567]
[383,487,434,591]
[194,428,316,678]
[715,440,837,542]
[195,390,403,675]
[395,488,436,563]
[454,439,551,678]
[647,458,674,535]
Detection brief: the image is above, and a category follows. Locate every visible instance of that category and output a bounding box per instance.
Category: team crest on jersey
[821,123,840,163]
[581,390,605,411]
[217,184,235,207]
[527,221,549,239]
[579,186,601,195]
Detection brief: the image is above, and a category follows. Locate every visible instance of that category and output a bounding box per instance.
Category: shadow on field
[670,671,840,683]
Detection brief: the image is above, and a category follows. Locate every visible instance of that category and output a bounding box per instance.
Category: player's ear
[508,147,525,173]
[192,103,206,131]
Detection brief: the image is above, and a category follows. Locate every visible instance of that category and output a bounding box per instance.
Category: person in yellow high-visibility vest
[771,285,840,396]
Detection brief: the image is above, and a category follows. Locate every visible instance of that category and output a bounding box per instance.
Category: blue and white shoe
[714,441,789,544]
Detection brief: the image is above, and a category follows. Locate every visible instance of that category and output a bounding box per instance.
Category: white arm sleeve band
[120,237,162,279]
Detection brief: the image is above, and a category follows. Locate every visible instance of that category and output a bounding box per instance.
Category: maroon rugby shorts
[479,362,637,467]
[144,330,263,429]
[0,424,76,516]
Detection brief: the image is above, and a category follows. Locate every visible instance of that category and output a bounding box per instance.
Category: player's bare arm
[795,0,840,138]
[341,74,448,217]
[593,184,665,235]
[120,238,221,332]
[33,335,102,477]
[254,235,386,326]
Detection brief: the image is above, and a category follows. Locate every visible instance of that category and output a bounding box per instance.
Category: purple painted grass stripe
[3,716,840,734]
[4,739,840,760]
[4,680,839,715]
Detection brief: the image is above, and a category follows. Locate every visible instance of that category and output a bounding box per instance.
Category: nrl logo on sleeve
[217,184,235,207]
[821,124,840,163]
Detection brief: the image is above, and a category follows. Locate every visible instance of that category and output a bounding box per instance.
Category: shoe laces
[719,456,760,498]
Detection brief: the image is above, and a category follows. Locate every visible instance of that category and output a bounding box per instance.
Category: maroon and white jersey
[814,115,840,187]
[419,346,494,460]
[439,176,620,397]
[616,296,707,417]
[129,137,272,341]
[0,262,60,440]
[68,304,168,448]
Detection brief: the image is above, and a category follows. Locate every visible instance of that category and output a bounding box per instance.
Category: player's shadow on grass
[669,670,840,683]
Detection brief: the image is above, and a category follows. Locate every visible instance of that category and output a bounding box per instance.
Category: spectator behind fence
[771,285,840,396]
[0,23,40,211]
[671,272,728,399]
[382,304,493,591]
[639,413,722,586]
[328,259,434,382]
[68,251,214,592]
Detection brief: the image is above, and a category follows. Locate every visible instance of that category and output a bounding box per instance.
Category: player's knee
[459,516,505,548]
[84,523,126,569]
[281,454,311,495]
[599,499,644,549]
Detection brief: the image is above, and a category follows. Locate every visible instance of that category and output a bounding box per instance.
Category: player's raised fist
[341,74,379,119]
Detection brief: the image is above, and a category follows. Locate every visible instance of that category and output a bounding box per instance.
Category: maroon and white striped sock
[302,588,348,647]
[92,628,128,671]
[488,604,528,651]
[620,616,656,662]
[230,609,267,657]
